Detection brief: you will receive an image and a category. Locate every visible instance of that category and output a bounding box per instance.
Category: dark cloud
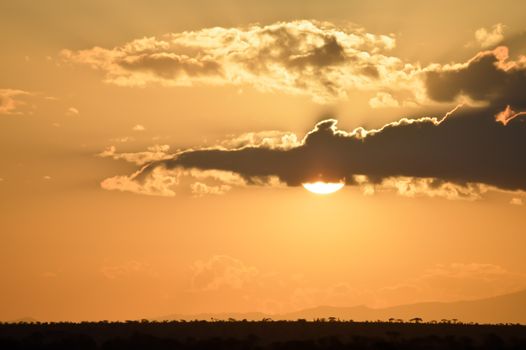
[118,54,223,79]
[145,106,526,192]
[425,48,526,109]
[285,36,347,69]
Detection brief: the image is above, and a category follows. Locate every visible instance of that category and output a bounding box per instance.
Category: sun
[302,181,345,195]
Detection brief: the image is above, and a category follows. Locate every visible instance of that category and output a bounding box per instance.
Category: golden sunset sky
[1,0,526,322]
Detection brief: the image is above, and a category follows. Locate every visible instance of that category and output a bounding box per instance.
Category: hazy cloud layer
[185,256,526,313]
[62,20,426,103]
[101,260,156,280]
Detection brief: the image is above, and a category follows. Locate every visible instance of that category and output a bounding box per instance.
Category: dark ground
[1,321,525,349]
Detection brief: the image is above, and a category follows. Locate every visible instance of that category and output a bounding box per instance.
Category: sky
[1,0,526,322]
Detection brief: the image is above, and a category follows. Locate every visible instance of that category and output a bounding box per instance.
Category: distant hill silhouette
[156,289,526,324]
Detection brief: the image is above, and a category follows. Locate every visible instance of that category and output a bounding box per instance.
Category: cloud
[219,130,300,150]
[510,197,524,206]
[109,136,135,143]
[98,144,172,165]
[191,255,259,291]
[425,46,526,110]
[0,89,31,115]
[417,262,526,300]
[190,182,232,197]
[101,166,246,197]
[101,97,526,198]
[66,107,79,116]
[62,20,427,103]
[474,23,505,48]
[368,92,400,108]
[184,257,526,312]
[138,101,524,191]
[100,166,179,197]
[96,47,526,198]
[374,262,526,307]
[495,105,526,126]
[101,260,155,279]
[356,176,489,201]
[132,124,145,131]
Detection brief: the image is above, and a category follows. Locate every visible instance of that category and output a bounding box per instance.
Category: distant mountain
[155,289,526,324]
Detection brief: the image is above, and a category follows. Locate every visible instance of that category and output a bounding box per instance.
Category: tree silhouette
[409,317,423,324]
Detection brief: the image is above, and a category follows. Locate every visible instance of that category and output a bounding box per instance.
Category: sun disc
[302,181,344,195]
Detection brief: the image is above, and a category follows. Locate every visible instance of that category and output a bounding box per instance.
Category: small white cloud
[109,136,135,143]
[510,197,524,206]
[66,107,79,116]
[43,175,51,180]
[132,124,145,131]
[0,89,32,115]
[368,92,400,109]
[474,23,505,48]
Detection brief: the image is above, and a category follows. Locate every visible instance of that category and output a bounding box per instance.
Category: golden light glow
[302,181,345,195]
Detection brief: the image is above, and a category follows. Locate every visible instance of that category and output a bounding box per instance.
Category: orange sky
[1,0,526,322]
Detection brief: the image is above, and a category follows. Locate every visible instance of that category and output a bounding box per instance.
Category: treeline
[1,321,525,350]
[1,331,525,350]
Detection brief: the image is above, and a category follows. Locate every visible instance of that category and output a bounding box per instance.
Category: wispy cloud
[132,124,145,131]
[191,255,259,291]
[98,144,172,165]
[0,89,32,115]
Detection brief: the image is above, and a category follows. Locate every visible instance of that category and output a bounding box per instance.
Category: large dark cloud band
[136,47,526,192]
[146,107,526,192]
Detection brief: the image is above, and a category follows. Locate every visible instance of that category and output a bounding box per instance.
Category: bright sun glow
[302,181,345,195]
